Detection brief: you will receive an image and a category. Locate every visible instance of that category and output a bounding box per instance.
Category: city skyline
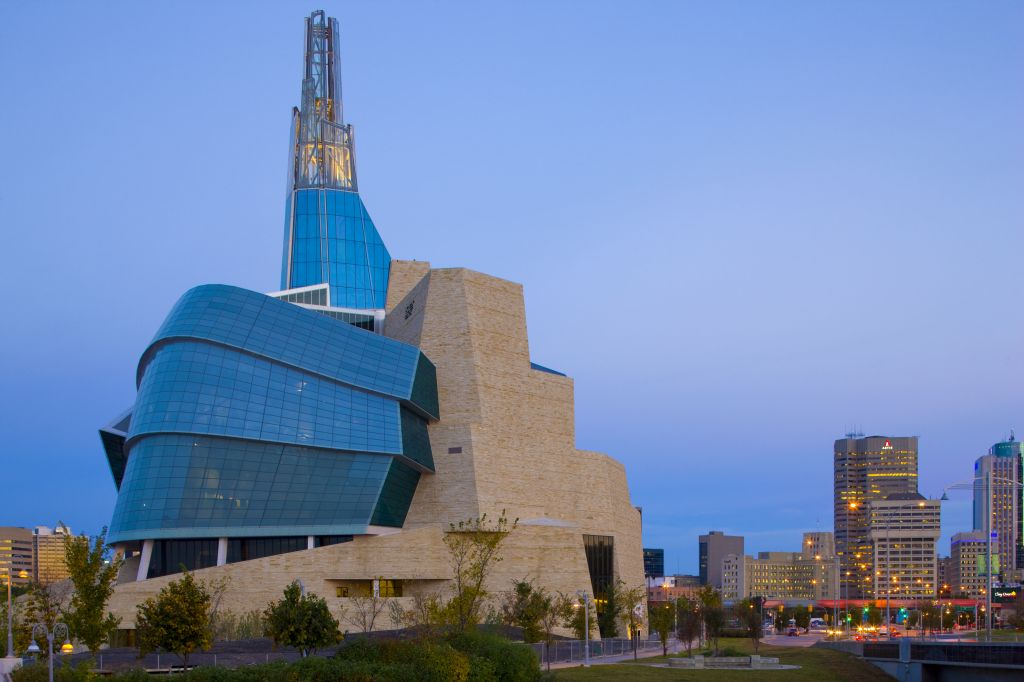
[2,2,1022,577]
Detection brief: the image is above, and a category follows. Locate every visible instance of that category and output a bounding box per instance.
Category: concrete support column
[136,540,154,582]
[217,538,228,566]
[307,536,315,550]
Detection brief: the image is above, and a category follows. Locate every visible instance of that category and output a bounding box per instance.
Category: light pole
[941,472,1023,642]
[27,623,71,682]
[576,590,590,667]
[4,569,29,660]
[842,501,857,636]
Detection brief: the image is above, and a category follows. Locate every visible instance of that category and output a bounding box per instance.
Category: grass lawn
[552,638,893,681]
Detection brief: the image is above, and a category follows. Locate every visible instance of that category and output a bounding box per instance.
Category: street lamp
[575,590,591,667]
[26,622,71,682]
[5,568,29,659]
[941,472,1024,642]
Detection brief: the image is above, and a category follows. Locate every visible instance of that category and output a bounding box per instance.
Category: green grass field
[552,638,893,681]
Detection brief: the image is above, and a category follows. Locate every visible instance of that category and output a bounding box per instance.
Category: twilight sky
[1,1,1022,576]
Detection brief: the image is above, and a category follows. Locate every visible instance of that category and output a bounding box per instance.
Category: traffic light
[863,607,869,614]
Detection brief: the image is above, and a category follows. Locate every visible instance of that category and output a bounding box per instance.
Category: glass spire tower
[274,10,390,331]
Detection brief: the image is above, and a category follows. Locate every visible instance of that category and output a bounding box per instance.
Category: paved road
[762,630,827,648]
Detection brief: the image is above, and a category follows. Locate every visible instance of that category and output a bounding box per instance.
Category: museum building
[100,10,643,630]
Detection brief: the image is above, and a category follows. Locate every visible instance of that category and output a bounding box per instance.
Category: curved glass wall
[104,285,438,544]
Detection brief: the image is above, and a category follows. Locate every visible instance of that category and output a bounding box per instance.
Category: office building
[803,531,835,560]
[699,531,744,588]
[937,556,953,597]
[643,548,665,579]
[868,494,940,599]
[834,435,918,599]
[951,531,988,600]
[100,10,644,634]
[720,532,838,602]
[0,528,34,586]
[32,525,71,585]
[973,434,1023,580]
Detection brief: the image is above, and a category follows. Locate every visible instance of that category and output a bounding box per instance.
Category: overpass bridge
[863,640,1024,681]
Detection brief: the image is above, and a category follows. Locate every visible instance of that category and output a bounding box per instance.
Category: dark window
[314,535,353,547]
[583,534,614,600]
[226,536,307,563]
[448,447,463,454]
[147,539,218,579]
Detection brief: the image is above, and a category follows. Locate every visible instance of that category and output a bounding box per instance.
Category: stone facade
[108,262,644,636]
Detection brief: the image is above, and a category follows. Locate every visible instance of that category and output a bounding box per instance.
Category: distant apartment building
[937,556,953,597]
[803,531,835,560]
[721,532,838,601]
[951,531,988,599]
[834,435,919,599]
[699,531,743,588]
[647,574,701,604]
[868,494,940,599]
[643,548,665,579]
[0,527,34,586]
[973,434,1023,581]
[33,525,70,585]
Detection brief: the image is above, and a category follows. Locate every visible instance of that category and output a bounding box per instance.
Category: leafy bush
[337,637,471,682]
[446,630,540,682]
[11,661,95,682]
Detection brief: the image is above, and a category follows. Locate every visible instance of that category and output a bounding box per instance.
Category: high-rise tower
[973,433,1023,580]
[834,435,919,599]
[274,10,390,331]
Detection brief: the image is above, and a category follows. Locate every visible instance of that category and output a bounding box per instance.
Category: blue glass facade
[104,285,438,544]
[281,188,391,310]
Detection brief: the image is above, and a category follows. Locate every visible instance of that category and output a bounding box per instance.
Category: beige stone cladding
[384,263,644,614]
[108,261,644,634]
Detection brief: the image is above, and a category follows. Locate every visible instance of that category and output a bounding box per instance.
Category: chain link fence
[529,637,671,667]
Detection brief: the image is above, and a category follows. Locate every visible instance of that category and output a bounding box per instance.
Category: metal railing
[529,637,668,666]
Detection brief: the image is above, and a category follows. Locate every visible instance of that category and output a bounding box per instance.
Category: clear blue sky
[2,1,1022,575]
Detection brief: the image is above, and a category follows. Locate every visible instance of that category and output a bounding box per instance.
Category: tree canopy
[263,581,340,657]
[136,570,212,665]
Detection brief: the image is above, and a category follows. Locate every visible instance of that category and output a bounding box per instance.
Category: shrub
[11,660,95,682]
[337,638,471,682]
[447,630,540,682]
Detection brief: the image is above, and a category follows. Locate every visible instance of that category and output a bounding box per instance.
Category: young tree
[538,593,572,672]
[563,594,597,640]
[499,579,548,643]
[648,601,675,657]
[620,584,647,660]
[597,584,619,638]
[135,570,212,667]
[387,591,447,637]
[675,596,701,657]
[443,511,517,632]
[21,581,71,660]
[263,581,340,657]
[1,593,31,658]
[62,527,123,658]
[735,598,762,653]
[696,585,724,655]
[344,580,388,634]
